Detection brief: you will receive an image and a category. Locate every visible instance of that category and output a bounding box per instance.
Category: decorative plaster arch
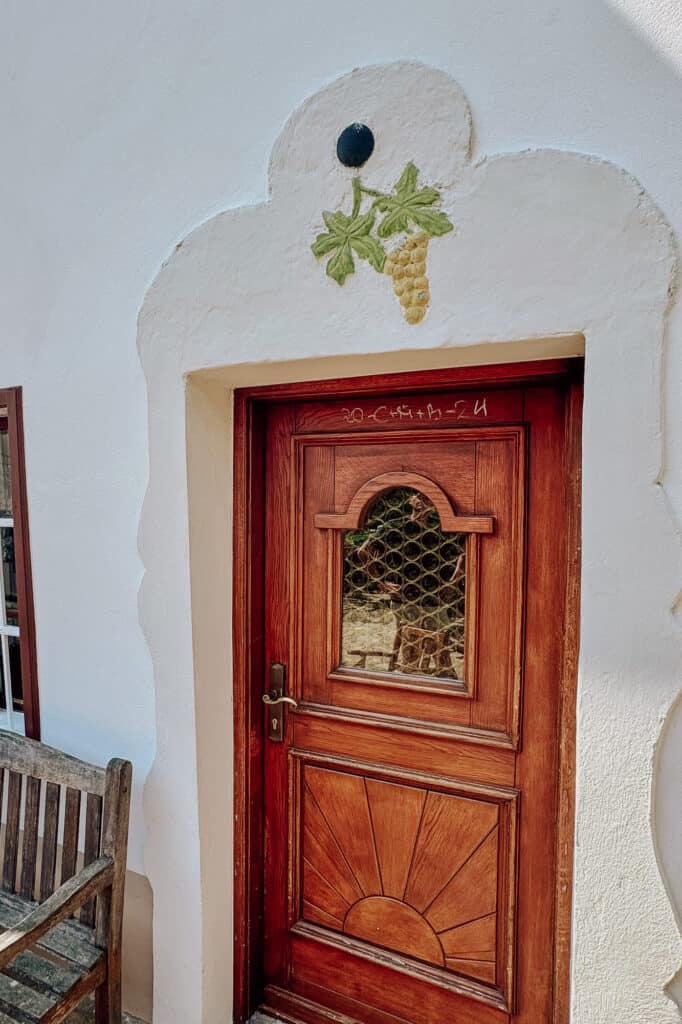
[137,62,680,1023]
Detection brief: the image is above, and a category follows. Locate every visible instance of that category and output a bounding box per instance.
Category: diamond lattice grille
[341,488,466,680]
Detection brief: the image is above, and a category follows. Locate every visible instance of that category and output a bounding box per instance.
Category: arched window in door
[341,488,467,681]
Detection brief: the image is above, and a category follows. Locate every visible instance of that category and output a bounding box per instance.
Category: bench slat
[0,970,54,1020]
[39,784,60,903]
[60,789,81,886]
[0,892,103,972]
[0,736,105,798]
[80,794,103,928]
[0,955,105,1024]
[0,733,131,1023]
[4,949,81,997]
[2,773,22,893]
[19,778,40,901]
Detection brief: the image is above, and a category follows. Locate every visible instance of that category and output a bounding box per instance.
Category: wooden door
[236,363,581,1024]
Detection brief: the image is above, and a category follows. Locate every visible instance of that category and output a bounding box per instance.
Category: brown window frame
[0,388,39,738]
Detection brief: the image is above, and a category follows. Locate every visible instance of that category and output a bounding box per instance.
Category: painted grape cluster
[385,232,430,325]
[311,163,454,325]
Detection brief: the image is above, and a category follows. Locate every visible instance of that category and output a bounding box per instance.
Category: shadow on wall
[123,870,153,1022]
[654,685,682,1012]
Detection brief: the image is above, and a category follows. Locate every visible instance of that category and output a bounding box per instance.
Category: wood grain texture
[295,388,524,434]
[445,958,496,985]
[0,733,105,796]
[314,471,494,533]
[95,757,132,1024]
[405,793,498,914]
[236,356,576,401]
[41,962,107,1024]
[81,792,104,927]
[0,732,131,1024]
[293,714,516,787]
[299,445,335,706]
[365,779,425,899]
[232,394,267,1023]
[512,385,568,1023]
[0,890,103,970]
[304,768,381,896]
[553,375,582,1024]
[440,913,497,960]
[19,776,40,900]
[234,361,582,1024]
[300,761,510,991]
[344,898,444,966]
[303,859,350,925]
[425,827,499,932]
[329,436,476,514]
[303,796,363,907]
[0,910,107,1024]
[329,655,473,714]
[1,389,40,740]
[299,428,523,737]
[0,856,113,970]
[264,982,409,1024]
[39,782,60,902]
[2,772,22,893]
[291,931,508,1022]
[262,404,296,990]
[60,787,82,885]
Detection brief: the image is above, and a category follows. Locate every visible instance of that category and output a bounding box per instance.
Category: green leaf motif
[311,231,341,258]
[375,162,454,240]
[376,208,410,238]
[409,208,454,236]
[311,160,454,288]
[348,210,376,238]
[322,210,350,232]
[350,234,386,273]
[394,162,419,197]
[311,207,385,284]
[326,242,355,285]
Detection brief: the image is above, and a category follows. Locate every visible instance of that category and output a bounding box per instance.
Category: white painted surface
[139,62,681,1024]
[1,4,681,1022]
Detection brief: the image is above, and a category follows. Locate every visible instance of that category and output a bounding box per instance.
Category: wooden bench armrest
[0,855,114,971]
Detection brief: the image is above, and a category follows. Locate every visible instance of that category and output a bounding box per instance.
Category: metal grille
[341,488,466,680]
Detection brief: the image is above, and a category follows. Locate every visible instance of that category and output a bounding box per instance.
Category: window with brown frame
[0,389,39,738]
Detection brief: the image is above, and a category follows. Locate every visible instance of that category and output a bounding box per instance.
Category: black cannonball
[336,124,375,168]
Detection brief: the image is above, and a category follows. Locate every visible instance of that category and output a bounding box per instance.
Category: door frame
[232,357,583,1024]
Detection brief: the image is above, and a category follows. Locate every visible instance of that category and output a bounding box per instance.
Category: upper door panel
[293,426,525,747]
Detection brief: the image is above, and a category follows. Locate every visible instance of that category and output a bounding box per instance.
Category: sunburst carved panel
[300,764,514,990]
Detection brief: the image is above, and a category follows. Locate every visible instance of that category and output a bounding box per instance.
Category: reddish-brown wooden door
[242,365,580,1024]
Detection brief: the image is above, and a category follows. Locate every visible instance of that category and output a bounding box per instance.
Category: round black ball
[336,124,375,168]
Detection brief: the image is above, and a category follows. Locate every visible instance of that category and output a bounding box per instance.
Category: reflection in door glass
[341,488,466,681]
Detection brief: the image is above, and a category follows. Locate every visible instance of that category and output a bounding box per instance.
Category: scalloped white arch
[136,62,679,1023]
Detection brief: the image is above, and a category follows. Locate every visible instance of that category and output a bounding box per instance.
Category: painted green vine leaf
[311,161,455,325]
[375,162,454,238]
[311,209,386,285]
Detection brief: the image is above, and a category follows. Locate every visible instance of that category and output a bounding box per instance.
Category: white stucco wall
[138,60,681,1024]
[2,4,681,1023]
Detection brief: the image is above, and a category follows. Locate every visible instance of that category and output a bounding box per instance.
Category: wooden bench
[0,731,132,1024]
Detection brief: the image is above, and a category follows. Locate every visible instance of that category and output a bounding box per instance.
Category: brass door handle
[264,663,296,741]
[262,693,298,708]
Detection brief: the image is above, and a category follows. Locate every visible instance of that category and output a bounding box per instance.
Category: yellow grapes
[384,232,430,324]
